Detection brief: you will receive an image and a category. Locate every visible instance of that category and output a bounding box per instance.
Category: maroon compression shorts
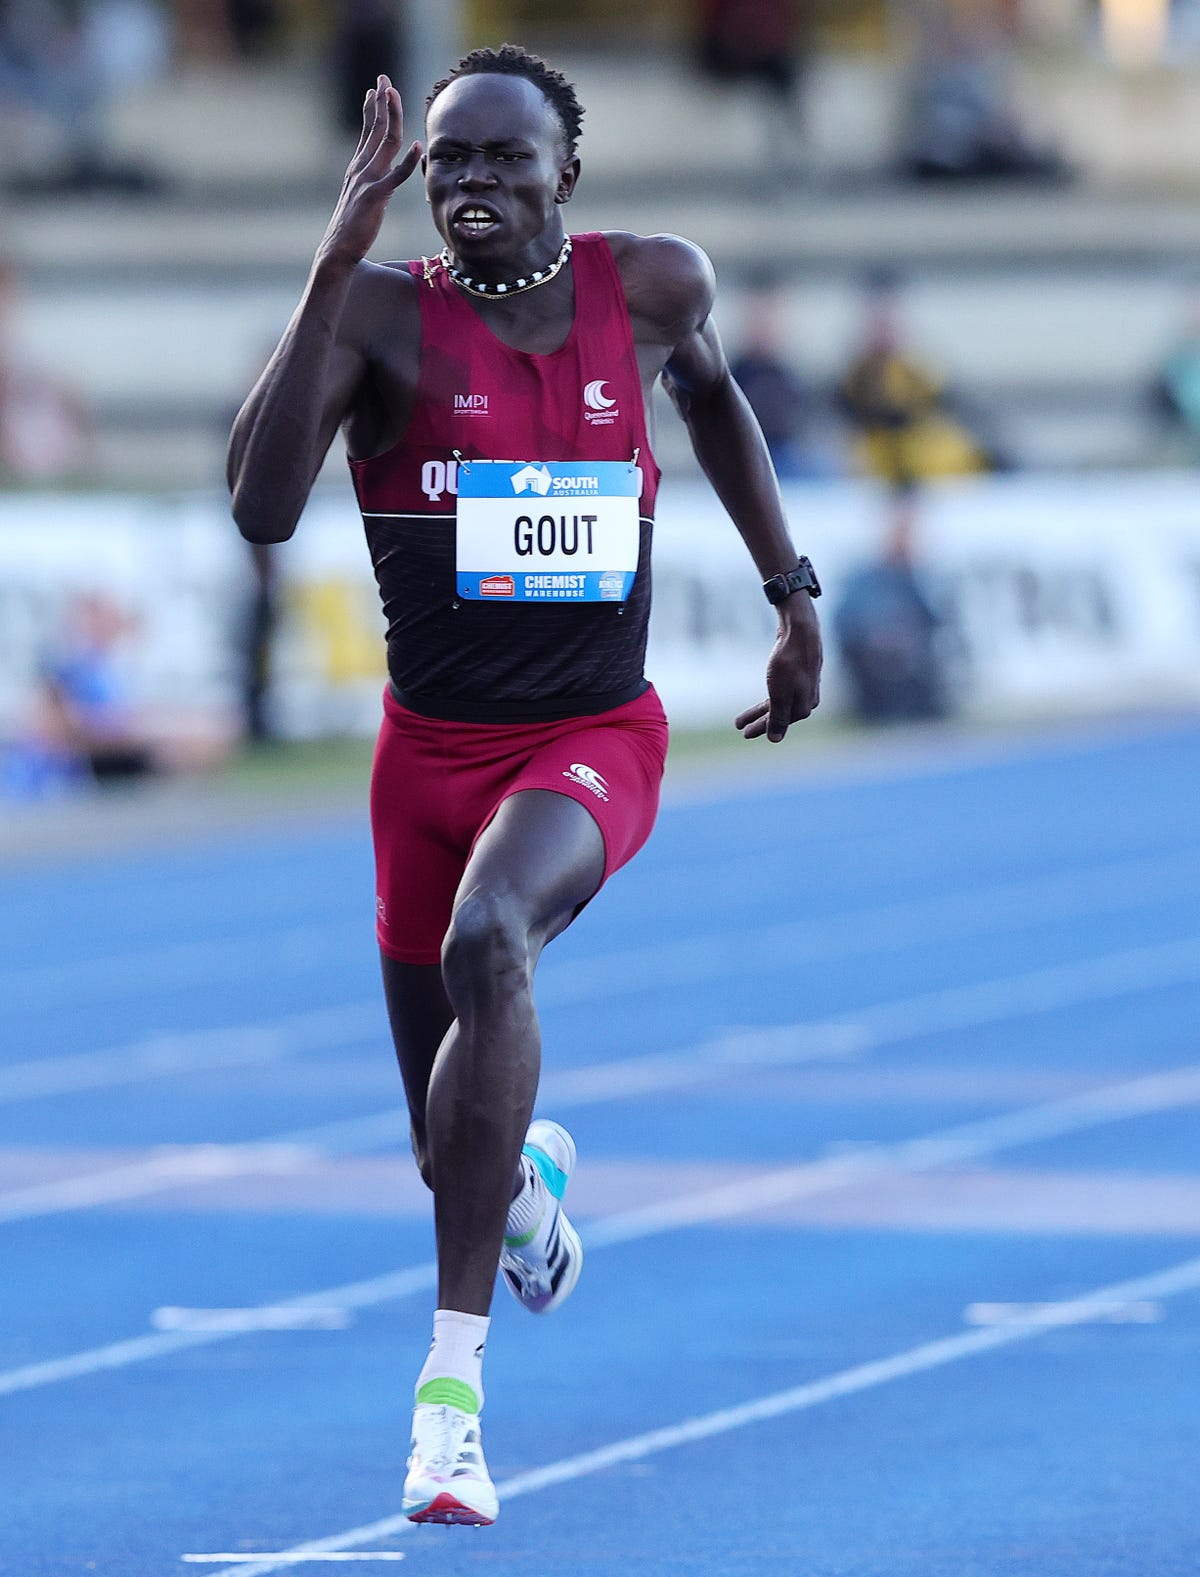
[370,684,669,964]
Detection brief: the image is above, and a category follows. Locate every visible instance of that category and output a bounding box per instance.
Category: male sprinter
[228,45,822,1526]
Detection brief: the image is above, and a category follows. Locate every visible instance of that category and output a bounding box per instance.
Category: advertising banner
[2,474,1199,740]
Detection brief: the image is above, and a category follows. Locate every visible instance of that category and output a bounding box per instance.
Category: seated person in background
[0,257,92,483]
[837,269,999,482]
[900,0,1068,183]
[729,278,838,480]
[36,592,156,782]
[1150,288,1200,464]
[833,483,952,724]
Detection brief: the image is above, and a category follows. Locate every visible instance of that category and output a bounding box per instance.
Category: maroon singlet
[350,232,659,723]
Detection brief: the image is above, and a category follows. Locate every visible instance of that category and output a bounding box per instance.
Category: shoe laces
[413,1405,484,1477]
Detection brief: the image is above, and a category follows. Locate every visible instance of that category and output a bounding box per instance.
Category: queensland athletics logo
[583,378,619,426]
[563,762,609,801]
[511,463,553,496]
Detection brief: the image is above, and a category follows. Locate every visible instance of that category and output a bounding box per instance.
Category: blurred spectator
[695,0,808,155]
[2,589,233,798]
[329,0,405,137]
[2,592,153,798]
[36,592,155,782]
[224,346,284,743]
[900,0,1068,182]
[833,484,952,725]
[837,271,1000,483]
[1150,289,1200,463]
[174,0,280,63]
[729,278,837,480]
[0,0,167,193]
[240,540,279,742]
[0,257,92,484]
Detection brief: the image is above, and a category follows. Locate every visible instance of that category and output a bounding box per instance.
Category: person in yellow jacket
[838,271,995,482]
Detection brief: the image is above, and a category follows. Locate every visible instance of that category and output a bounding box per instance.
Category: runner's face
[424,74,575,272]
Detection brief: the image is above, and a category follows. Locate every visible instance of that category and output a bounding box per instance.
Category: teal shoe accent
[522,1143,568,1200]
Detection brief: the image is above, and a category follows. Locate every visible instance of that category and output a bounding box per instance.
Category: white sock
[415,1308,489,1415]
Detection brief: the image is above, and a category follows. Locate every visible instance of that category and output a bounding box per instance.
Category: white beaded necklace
[433,236,572,298]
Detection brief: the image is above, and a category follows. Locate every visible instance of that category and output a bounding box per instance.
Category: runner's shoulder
[603,231,716,338]
[340,258,421,351]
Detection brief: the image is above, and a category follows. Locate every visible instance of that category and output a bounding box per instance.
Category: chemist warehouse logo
[583,378,619,426]
[563,762,609,801]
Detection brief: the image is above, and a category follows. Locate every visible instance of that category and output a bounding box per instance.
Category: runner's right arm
[228,79,421,543]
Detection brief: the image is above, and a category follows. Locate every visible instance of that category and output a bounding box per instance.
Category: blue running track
[2,717,1200,1576]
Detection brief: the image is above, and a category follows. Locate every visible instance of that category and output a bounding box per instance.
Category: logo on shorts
[563,762,609,801]
[511,463,553,496]
[480,574,516,597]
[376,896,388,923]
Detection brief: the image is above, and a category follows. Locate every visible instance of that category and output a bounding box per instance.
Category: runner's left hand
[735,595,822,742]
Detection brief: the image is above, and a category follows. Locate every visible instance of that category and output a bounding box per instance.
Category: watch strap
[763,556,821,604]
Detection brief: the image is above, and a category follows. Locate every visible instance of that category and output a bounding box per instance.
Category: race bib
[455,460,641,603]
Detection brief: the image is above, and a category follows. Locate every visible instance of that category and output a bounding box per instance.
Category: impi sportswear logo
[563,762,609,801]
[511,463,553,496]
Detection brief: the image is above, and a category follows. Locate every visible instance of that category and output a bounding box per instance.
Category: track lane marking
[196,1248,1200,1576]
[0,1003,384,1106]
[6,932,1200,1226]
[540,846,1200,1005]
[4,1055,1200,1398]
[0,1025,861,1224]
[0,924,357,1011]
[4,842,1198,1019]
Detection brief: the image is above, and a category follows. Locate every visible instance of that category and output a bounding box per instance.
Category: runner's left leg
[427,787,605,1316]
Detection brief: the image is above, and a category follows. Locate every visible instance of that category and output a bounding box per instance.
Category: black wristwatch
[762,556,821,605]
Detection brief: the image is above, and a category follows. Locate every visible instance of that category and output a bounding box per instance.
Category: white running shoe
[499,1118,583,1315]
[403,1402,498,1526]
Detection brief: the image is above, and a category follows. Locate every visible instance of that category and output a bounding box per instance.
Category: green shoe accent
[504,1219,541,1248]
[522,1144,568,1200]
[417,1377,479,1414]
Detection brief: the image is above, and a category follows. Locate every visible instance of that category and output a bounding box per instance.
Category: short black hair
[427,44,585,158]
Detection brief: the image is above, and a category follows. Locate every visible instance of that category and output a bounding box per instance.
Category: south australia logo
[511,463,553,496]
[583,378,619,426]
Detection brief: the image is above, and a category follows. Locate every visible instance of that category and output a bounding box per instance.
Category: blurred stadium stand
[4,0,1200,488]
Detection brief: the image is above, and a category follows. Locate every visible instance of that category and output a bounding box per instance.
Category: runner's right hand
[318,76,423,269]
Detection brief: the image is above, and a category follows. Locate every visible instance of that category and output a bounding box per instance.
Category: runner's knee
[441,888,531,1003]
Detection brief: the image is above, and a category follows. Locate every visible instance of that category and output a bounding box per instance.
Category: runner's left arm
[650,240,822,741]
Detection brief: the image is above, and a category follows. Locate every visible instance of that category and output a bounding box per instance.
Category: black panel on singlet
[365,513,654,723]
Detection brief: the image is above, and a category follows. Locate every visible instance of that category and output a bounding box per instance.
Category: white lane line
[0,1002,382,1106]
[0,1144,317,1225]
[584,1059,1200,1249]
[184,1557,404,1564]
[0,1025,862,1224]
[152,1307,352,1333]
[6,930,1200,1228]
[963,1300,1162,1326]
[540,845,1200,1006]
[197,1249,1200,1577]
[0,924,354,1011]
[0,1263,439,1398]
[4,841,1197,1018]
[4,1056,1200,1400]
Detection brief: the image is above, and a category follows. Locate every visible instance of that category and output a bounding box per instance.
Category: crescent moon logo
[583,379,616,411]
